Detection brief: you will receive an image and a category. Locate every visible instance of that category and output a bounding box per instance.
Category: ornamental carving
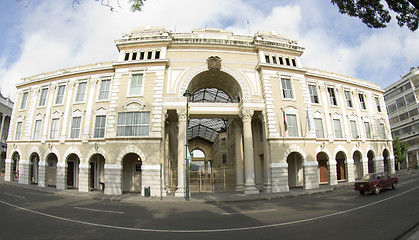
[207,56,221,71]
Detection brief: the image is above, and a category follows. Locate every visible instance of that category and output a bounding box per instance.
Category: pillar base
[175,188,186,197]
[244,185,259,195]
[235,184,244,192]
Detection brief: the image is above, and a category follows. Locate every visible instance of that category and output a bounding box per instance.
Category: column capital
[176,108,187,122]
[239,109,254,122]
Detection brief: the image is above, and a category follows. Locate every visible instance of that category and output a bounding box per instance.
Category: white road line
[343,196,358,200]
[0,186,418,233]
[4,192,25,199]
[220,208,277,215]
[74,206,124,214]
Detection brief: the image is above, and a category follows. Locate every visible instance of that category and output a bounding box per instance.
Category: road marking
[0,185,418,233]
[400,179,415,185]
[343,196,357,200]
[74,206,124,214]
[220,208,277,215]
[4,192,25,199]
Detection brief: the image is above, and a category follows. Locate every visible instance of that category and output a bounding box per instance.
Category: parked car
[354,173,398,195]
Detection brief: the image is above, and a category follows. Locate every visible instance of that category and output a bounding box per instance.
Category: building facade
[5,27,394,197]
[384,66,419,169]
[0,92,13,175]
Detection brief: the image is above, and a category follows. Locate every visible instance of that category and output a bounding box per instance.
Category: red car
[354,173,398,195]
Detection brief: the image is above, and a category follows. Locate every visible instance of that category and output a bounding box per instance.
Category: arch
[45,152,58,187]
[29,151,40,184]
[122,152,142,193]
[179,64,250,100]
[283,144,306,162]
[287,152,304,188]
[367,150,375,173]
[333,145,349,159]
[63,146,83,164]
[29,146,42,160]
[86,146,107,163]
[11,151,20,181]
[117,145,146,165]
[317,151,329,184]
[383,148,391,173]
[336,151,347,181]
[66,153,80,188]
[123,99,145,111]
[89,153,106,190]
[353,150,363,179]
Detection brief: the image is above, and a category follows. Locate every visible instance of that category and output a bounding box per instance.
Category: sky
[0,0,418,101]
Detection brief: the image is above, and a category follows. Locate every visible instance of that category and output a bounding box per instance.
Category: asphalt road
[0,173,418,240]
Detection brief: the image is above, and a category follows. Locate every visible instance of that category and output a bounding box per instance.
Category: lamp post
[183,89,191,201]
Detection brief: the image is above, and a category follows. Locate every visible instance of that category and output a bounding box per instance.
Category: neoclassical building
[5,27,394,197]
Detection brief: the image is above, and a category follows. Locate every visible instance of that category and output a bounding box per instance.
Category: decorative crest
[207,56,221,70]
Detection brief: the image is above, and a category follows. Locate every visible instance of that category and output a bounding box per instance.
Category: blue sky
[1,0,418,100]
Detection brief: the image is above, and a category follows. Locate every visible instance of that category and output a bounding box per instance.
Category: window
[308,85,319,104]
[124,52,130,61]
[139,52,145,60]
[75,82,87,102]
[33,120,42,140]
[20,92,29,110]
[222,154,227,164]
[272,55,277,64]
[344,90,353,108]
[286,114,298,137]
[98,79,111,100]
[117,112,150,136]
[405,92,416,105]
[70,117,81,139]
[380,123,386,139]
[327,87,338,106]
[396,97,406,109]
[285,58,290,66]
[129,74,144,96]
[50,118,59,139]
[387,103,397,113]
[281,78,293,99]
[147,51,152,59]
[221,138,226,148]
[314,118,325,138]
[333,119,343,138]
[359,93,366,110]
[291,59,297,67]
[131,52,137,61]
[364,122,372,139]
[278,57,284,65]
[265,55,270,63]
[94,115,106,138]
[38,88,48,107]
[350,120,358,139]
[55,85,66,105]
[15,122,22,140]
[375,97,382,112]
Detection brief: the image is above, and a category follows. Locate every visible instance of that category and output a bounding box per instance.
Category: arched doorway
[0,151,6,176]
[122,153,142,193]
[11,152,19,181]
[89,154,105,190]
[367,150,375,173]
[30,153,40,184]
[336,151,346,182]
[383,149,390,173]
[66,153,80,189]
[46,153,58,187]
[353,151,363,179]
[317,152,329,184]
[287,152,304,188]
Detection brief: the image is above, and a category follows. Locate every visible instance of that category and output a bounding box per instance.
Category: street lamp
[183,89,191,201]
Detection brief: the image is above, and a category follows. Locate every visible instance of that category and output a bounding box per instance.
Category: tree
[393,137,409,170]
[331,0,419,31]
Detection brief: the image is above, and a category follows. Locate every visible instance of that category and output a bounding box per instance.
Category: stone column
[234,120,244,191]
[303,161,319,189]
[56,162,67,190]
[38,161,47,187]
[104,164,122,195]
[79,164,90,192]
[346,159,355,182]
[18,160,31,185]
[0,114,6,142]
[175,109,187,197]
[163,119,170,193]
[260,113,272,193]
[241,109,258,194]
[4,158,13,182]
[328,160,338,185]
[270,162,289,192]
[374,156,385,173]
